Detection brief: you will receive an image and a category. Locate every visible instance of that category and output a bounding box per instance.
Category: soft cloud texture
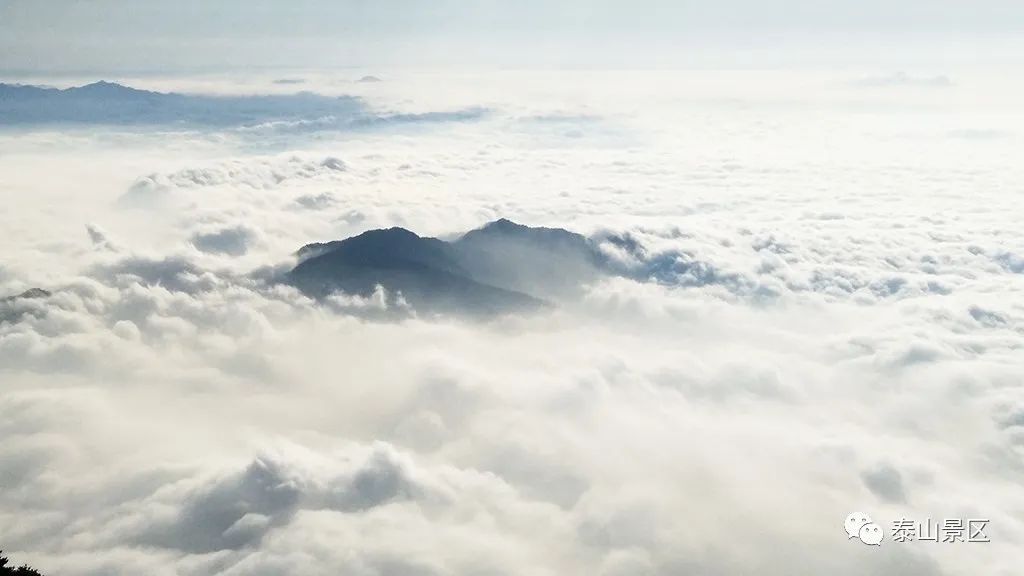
[1,70,1022,575]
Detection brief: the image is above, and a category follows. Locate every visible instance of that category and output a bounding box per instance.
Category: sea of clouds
[1,70,1022,575]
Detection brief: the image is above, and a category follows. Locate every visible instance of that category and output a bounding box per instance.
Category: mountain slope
[452,218,605,298]
[287,227,543,316]
[285,219,611,316]
[0,81,364,127]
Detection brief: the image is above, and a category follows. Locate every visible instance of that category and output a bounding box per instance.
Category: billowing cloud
[1,70,1022,576]
[190,226,262,256]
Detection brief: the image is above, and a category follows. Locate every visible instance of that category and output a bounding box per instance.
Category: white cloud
[1,70,1023,576]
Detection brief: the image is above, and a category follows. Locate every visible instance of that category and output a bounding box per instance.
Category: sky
[3,0,1024,71]
[2,2,1024,576]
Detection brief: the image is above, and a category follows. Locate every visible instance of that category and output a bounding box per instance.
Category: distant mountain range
[287,219,608,316]
[0,81,485,129]
[0,81,360,126]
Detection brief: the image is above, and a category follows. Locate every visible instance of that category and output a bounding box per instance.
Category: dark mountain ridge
[0,81,488,130]
[0,288,51,325]
[0,81,363,127]
[0,288,51,302]
[287,220,607,316]
[452,218,604,298]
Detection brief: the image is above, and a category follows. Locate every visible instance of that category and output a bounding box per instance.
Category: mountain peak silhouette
[64,81,158,98]
[1,288,51,302]
[287,219,606,316]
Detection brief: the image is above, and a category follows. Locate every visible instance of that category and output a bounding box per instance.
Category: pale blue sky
[2,0,1022,72]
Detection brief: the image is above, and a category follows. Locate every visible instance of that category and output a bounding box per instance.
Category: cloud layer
[1,70,1022,576]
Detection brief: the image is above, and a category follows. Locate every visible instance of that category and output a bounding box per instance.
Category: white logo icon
[845,512,883,545]
[859,522,884,545]
[845,512,871,539]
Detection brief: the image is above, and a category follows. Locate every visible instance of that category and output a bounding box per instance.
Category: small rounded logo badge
[845,512,883,546]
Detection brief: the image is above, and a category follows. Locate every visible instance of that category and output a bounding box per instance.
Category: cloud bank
[1,70,1022,576]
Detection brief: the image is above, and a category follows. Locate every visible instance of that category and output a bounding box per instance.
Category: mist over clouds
[1,18,1023,576]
